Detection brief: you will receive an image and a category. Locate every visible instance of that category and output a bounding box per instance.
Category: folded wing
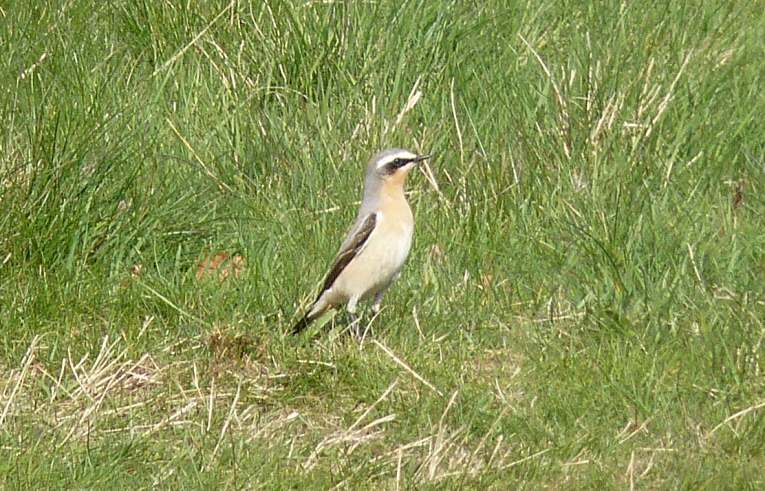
[292,212,378,334]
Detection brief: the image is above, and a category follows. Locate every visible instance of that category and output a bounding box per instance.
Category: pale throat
[380,172,410,199]
[378,177,414,230]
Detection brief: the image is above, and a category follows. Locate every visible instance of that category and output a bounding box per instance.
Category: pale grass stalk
[465,404,511,471]
[295,359,336,368]
[640,451,657,480]
[687,243,706,290]
[358,307,384,348]
[165,117,233,193]
[412,81,448,207]
[519,34,571,159]
[207,372,215,433]
[464,102,487,160]
[487,434,504,469]
[50,357,71,403]
[0,335,39,428]
[143,400,199,437]
[97,401,150,419]
[427,390,460,478]
[708,399,765,437]
[137,315,154,340]
[501,447,551,469]
[152,0,236,77]
[421,426,468,481]
[373,340,443,397]
[684,150,703,169]
[348,379,398,433]
[392,76,423,129]
[49,351,92,433]
[636,58,657,121]
[370,436,432,465]
[304,381,398,469]
[418,160,449,208]
[248,410,299,442]
[347,414,396,453]
[304,414,395,469]
[450,78,465,166]
[58,346,158,445]
[18,52,48,80]
[396,446,403,491]
[618,418,652,445]
[211,381,243,460]
[585,32,596,114]
[590,92,625,155]
[411,306,425,342]
[644,51,694,140]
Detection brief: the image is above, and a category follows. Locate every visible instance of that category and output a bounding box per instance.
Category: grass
[1,0,764,488]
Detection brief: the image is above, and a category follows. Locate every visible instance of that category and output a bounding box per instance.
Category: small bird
[292,148,430,335]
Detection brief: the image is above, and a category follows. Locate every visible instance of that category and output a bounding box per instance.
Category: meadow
[1,0,764,488]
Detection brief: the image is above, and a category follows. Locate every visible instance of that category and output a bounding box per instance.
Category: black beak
[411,154,431,164]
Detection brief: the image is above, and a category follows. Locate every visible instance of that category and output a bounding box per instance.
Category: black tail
[291,313,314,335]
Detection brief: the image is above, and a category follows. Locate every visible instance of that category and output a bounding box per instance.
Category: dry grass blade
[373,340,443,397]
[152,0,235,77]
[518,34,571,159]
[304,380,399,469]
[466,404,511,470]
[707,399,765,438]
[392,77,423,129]
[425,390,460,479]
[450,78,465,166]
[0,335,39,428]
[643,51,694,140]
[502,447,551,470]
[143,400,199,437]
[211,381,243,460]
[56,339,162,446]
[166,118,233,193]
[348,379,398,432]
[418,158,450,208]
[304,413,396,469]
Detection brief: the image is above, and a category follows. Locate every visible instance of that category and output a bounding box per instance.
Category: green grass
[1,0,764,488]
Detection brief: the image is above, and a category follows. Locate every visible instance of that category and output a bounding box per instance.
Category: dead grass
[0,332,539,485]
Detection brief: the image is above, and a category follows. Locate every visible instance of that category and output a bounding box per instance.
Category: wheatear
[292,148,430,335]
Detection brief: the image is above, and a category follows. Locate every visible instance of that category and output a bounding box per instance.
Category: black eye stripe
[383,157,413,174]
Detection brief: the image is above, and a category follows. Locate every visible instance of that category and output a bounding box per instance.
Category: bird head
[365,148,430,190]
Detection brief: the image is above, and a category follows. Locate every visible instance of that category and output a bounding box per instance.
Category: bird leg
[346,296,363,337]
[371,290,386,315]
